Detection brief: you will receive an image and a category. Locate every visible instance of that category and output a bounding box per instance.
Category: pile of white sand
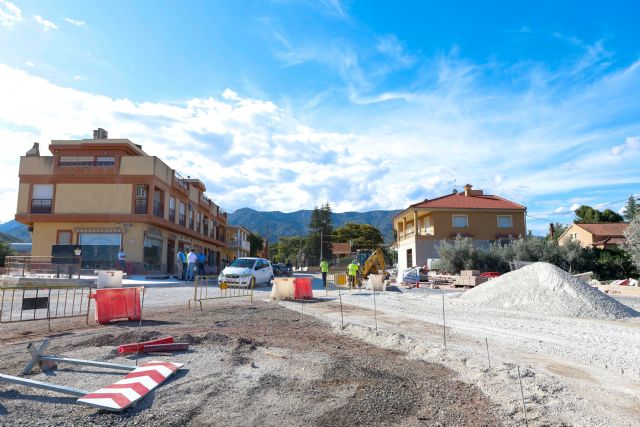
[460,262,639,319]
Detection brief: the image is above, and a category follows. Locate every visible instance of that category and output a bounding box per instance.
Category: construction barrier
[4,256,82,279]
[326,272,353,296]
[188,274,254,310]
[0,284,91,331]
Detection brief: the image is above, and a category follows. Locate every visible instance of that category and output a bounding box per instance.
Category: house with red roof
[393,184,527,269]
[557,222,629,249]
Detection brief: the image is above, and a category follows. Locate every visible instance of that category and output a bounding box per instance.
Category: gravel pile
[460,262,639,319]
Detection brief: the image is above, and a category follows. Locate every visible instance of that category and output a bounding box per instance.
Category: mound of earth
[460,262,639,319]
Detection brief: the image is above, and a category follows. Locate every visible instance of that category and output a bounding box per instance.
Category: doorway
[406,249,413,268]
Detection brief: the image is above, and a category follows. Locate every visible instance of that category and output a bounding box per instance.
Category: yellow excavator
[360,247,387,279]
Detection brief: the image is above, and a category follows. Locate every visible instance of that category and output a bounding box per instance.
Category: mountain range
[0,220,30,243]
[228,208,401,243]
[0,208,402,244]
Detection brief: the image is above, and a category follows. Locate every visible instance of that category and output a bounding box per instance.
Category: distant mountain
[228,208,402,243]
[0,220,30,243]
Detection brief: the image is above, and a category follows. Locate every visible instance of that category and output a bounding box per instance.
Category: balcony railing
[173,172,189,193]
[30,199,52,214]
[134,199,148,214]
[203,225,209,235]
[153,200,163,218]
[179,214,186,227]
[169,208,176,222]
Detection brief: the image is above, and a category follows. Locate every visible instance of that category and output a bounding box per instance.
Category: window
[188,203,194,229]
[57,230,72,245]
[179,202,186,226]
[196,212,202,233]
[153,189,163,217]
[203,217,209,235]
[134,185,148,214]
[169,197,176,222]
[79,232,122,246]
[452,215,468,228]
[31,184,53,213]
[143,236,162,272]
[497,215,513,228]
[96,157,115,166]
[59,156,94,167]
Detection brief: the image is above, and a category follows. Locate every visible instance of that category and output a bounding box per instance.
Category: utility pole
[320,231,323,262]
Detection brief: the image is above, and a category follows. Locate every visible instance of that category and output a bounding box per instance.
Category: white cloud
[73,75,85,81]
[64,17,85,27]
[25,61,35,67]
[569,203,580,211]
[0,0,21,26]
[33,15,57,31]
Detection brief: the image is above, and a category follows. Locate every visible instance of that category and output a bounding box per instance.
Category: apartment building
[15,129,227,274]
[224,225,251,263]
[393,184,526,268]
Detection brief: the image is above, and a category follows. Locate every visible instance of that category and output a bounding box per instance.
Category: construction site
[0,259,639,426]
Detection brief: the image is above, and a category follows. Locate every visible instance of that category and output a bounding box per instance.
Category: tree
[623,195,638,222]
[623,217,640,271]
[574,205,623,224]
[332,223,384,250]
[0,241,14,267]
[271,236,305,266]
[305,203,333,265]
[247,232,264,257]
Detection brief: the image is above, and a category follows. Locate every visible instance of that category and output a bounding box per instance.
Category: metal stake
[441,290,447,349]
[373,288,378,331]
[135,287,146,366]
[517,366,529,427]
[338,289,344,329]
[485,337,491,370]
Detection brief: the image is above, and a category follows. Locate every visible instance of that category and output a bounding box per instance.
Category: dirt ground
[0,299,502,426]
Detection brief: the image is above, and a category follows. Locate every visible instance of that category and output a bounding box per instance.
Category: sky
[0,0,639,234]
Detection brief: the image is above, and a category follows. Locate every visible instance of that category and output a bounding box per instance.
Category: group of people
[318,258,360,288]
[176,248,207,281]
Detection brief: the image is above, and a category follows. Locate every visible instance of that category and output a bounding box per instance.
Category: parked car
[272,263,293,277]
[219,257,274,287]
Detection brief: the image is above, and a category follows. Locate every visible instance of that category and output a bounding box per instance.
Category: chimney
[93,128,108,139]
[463,184,472,196]
[25,142,40,157]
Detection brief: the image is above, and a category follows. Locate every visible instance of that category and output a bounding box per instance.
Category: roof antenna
[452,178,458,194]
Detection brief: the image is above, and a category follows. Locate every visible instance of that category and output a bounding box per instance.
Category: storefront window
[143,236,162,272]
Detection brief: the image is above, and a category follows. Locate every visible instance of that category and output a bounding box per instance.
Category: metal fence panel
[0,285,91,330]
[188,274,254,310]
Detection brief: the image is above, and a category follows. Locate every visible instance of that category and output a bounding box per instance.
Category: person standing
[176,249,187,280]
[117,247,127,272]
[186,249,197,281]
[320,259,329,288]
[347,259,359,288]
[197,251,207,276]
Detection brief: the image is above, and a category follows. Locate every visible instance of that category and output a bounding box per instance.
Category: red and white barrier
[77,361,183,411]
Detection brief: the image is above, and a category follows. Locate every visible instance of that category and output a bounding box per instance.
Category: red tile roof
[410,193,526,210]
[576,223,629,238]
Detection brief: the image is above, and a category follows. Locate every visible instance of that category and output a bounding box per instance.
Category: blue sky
[0,0,639,234]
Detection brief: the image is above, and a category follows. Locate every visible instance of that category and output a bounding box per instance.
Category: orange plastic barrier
[92,288,141,324]
[293,278,313,299]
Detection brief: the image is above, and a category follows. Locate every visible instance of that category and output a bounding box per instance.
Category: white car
[219,257,274,287]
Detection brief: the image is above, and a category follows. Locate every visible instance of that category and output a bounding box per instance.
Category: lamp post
[73,247,82,279]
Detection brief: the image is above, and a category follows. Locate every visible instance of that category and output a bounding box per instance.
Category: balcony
[169,208,176,223]
[179,214,186,227]
[153,200,164,218]
[228,238,250,251]
[200,193,212,208]
[30,199,52,214]
[134,199,148,214]
[173,172,189,194]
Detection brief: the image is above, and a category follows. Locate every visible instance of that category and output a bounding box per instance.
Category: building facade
[15,130,228,274]
[224,225,251,263]
[557,223,629,249]
[393,184,526,269]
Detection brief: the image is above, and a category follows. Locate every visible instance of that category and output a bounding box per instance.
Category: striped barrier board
[77,361,183,411]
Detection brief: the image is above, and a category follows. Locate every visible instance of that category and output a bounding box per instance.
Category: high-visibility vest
[348,263,358,276]
[320,261,329,273]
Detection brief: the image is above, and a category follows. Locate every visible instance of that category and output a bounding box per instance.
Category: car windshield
[229,258,256,269]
